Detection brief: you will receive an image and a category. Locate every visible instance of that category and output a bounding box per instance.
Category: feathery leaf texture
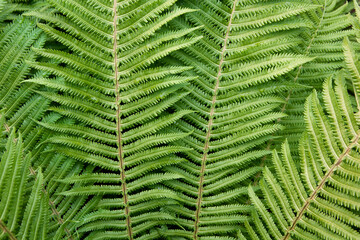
[274,0,355,152]
[0,12,103,240]
[158,0,317,238]
[1,0,360,239]
[27,0,202,239]
[0,125,49,240]
[0,17,49,150]
[245,37,360,240]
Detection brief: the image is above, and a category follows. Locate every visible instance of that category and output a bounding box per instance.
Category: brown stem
[193,1,238,239]
[0,219,17,240]
[112,1,132,239]
[282,131,360,239]
[42,188,73,240]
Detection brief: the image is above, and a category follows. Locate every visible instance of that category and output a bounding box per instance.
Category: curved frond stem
[0,219,17,240]
[193,0,238,239]
[113,1,133,239]
[283,131,360,240]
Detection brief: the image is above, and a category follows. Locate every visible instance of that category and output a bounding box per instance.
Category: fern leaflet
[245,37,360,240]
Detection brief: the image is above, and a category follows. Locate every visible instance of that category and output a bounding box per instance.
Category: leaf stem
[0,219,17,240]
[193,1,238,239]
[283,131,360,239]
[113,0,133,239]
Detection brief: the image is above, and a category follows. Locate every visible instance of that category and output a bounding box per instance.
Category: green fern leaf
[2,0,360,239]
[0,14,101,239]
[245,38,360,240]
[266,0,355,155]
[0,127,49,240]
[25,0,202,238]
[156,0,318,238]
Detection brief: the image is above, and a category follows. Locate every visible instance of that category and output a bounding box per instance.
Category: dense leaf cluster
[0,0,360,239]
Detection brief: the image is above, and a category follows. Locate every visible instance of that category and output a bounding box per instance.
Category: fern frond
[245,39,360,239]
[0,120,91,240]
[270,0,355,153]
[0,127,49,240]
[0,16,53,155]
[0,1,47,27]
[0,14,102,239]
[158,0,317,238]
[27,0,201,238]
[2,0,359,239]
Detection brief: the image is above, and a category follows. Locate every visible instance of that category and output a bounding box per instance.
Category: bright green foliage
[39,154,103,240]
[26,0,203,239]
[156,0,316,239]
[277,0,356,153]
[0,126,49,240]
[1,0,360,239]
[245,39,360,239]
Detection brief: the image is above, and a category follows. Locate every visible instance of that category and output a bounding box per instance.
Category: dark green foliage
[25,0,202,238]
[1,0,360,239]
[276,0,356,154]
[0,17,46,137]
[0,9,96,239]
[0,124,49,240]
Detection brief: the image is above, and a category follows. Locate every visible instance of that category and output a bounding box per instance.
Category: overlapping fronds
[154,0,317,238]
[0,17,49,150]
[244,38,360,240]
[36,152,101,240]
[0,119,93,240]
[0,1,44,26]
[26,0,201,239]
[273,0,355,152]
[351,0,360,44]
[0,2,16,27]
[0,125,49,240]
[2,0,360,239]
[0,15,98,239]
[0,14,56,204]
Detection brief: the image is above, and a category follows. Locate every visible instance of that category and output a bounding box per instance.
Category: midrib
[43,187,73,239]
[0,219,16,240]
[113,0,133,239]
[193,1,238,239]
[282,131,360,240]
